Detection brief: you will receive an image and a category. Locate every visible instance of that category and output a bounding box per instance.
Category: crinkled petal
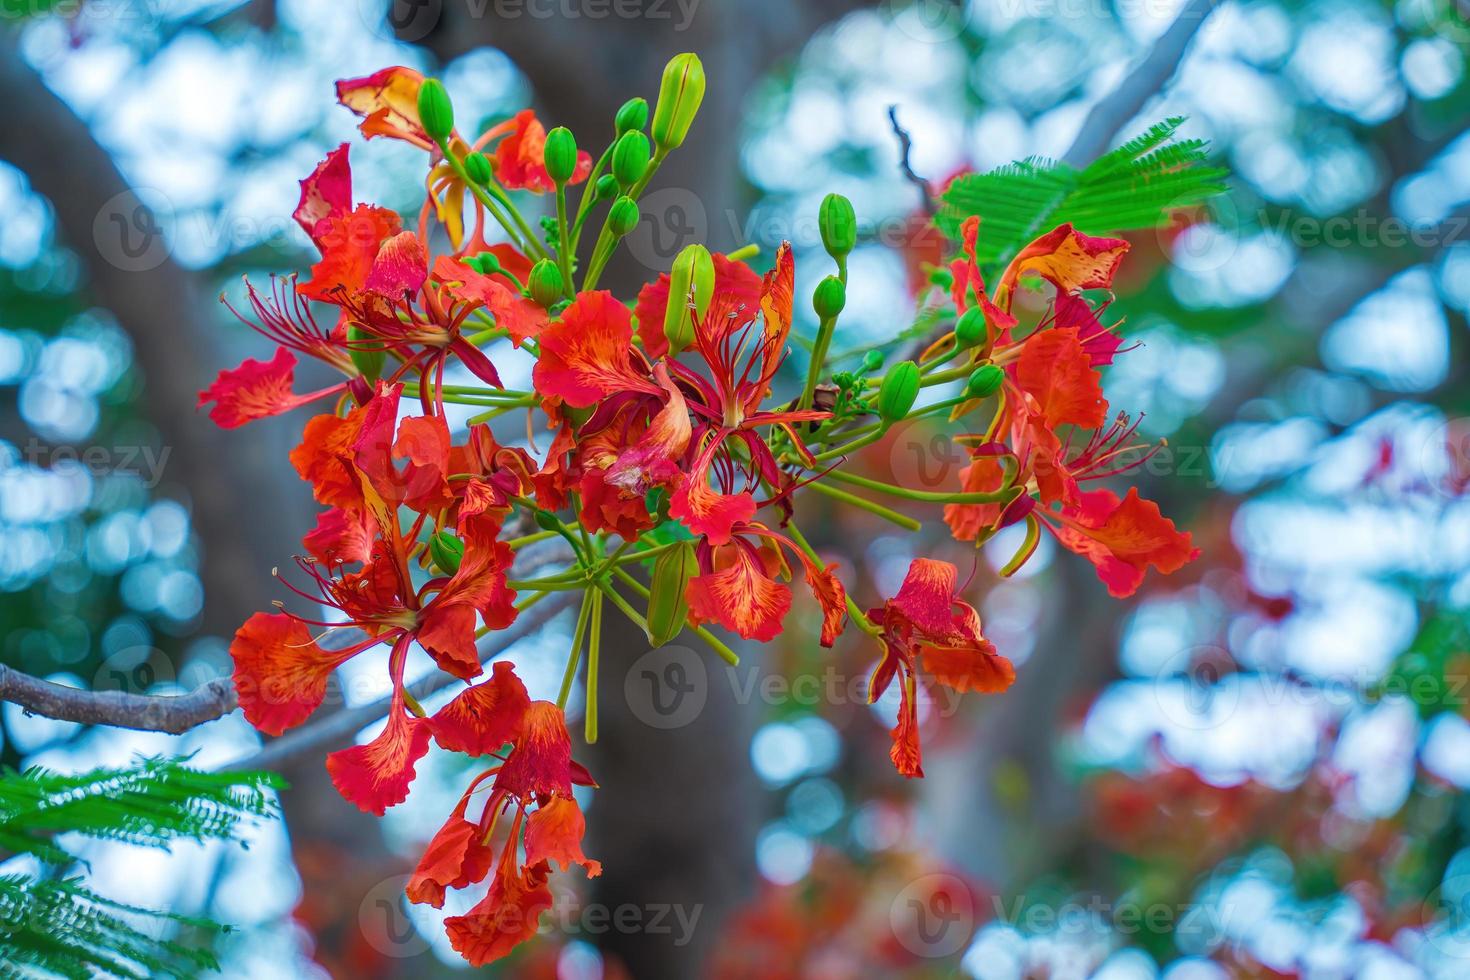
[229,612,356,736]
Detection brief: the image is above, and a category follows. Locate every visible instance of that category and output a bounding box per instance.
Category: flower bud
[528,259,564,308]
[608,196,640,237]
[812,275,846,320]
[612,131,651,189]
[463,150,493,185]
[417,78,454,143]
[861,349,885,373]
[877,360,921,423]
[955,307,986,349]
[646,541,698,647]
[543,126,578,185]
[651,53,705,151]
[594,173,618,200]
[429,530,464,575]
[347,323,384,381]
[819,193,857,259]
[465,251,503,276]
[615,97,649,135]
[929,267,954,289]
[966,364,1005,399]
[663,243,714,354]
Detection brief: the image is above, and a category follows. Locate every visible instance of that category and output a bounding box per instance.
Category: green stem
[555,184,575,299]
[804,480,923,531]
[798,314,838,416]
[825,467,1016,504]
[585,588,603,744]
[558,589,594,709]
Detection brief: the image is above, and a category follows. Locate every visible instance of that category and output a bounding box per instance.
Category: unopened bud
[861,349,885,373]
[615,97,649,135]
[651,53,706,151]
[463,150,493,185]
[812,275,846,320]
[612,131,651,189]
[608,196,640,237]
[966,364,1005,399]
[347,323,384,381]
[955,307,986,348]
[877,361,921,423]
[417,78,454,143]
[594,173,618,200]
[528,260,564,308]
[543,126,578,185]
[646,541,699,647]
[429,530,464,575]
[663,243,714,354]
[818,193,857,259]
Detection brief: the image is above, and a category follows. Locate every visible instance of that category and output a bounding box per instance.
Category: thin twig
[220,592,577,772]
[889,105,936,216]
[1062,0,1218,168]
[0,665,238,735]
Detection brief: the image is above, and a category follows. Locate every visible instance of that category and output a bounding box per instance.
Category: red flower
[687,522,846,646]
[336,67,434,150]
[866,559,1014,778]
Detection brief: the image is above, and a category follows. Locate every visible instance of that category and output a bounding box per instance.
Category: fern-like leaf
[938,117,1228,269]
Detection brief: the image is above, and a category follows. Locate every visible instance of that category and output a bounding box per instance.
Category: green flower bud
[663,243,714,354]
[416,78,454,144]
[955,307,986,348]
[812,275,846,320]
[347,323,384,381]
[819,193,857,259]
[929,267,954,289]
[646,540,699,647]
[528,260,564,308]
[612,131,651,189]
[533,509,561,533]
[463,150,493,185]
[966,364,1005,399]
[543,126,578,185]
[465,251,503,276]
[615,97,649,135]
[428,530,464,575]
[877,360,921,423]
[651,53,706,151]
[594,173,618,200]
[861,349,886,373]
[608,196,640,237]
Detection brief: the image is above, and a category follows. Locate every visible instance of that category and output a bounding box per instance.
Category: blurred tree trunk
[0,40,413,980]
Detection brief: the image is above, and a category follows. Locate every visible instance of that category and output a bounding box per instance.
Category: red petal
[524,794,601,877]
[325,698,432,815]
[365,230,428,297]
[428,661,532,756]
[406,794,496,908]
[444,860,554,967]
[1011,327,1107,431]
[294,143,352,239]
[494,701,577,800]
[229,612,354,736]
[1053,488,1200,598]
[299,204,403,302]
[302,506,376,566]
[197,347,312,429]
[634,253,762,360]
[532,291,656,407]
[687,543,792,643]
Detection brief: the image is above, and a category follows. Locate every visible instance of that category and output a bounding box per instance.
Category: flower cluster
[204,56,1197,965]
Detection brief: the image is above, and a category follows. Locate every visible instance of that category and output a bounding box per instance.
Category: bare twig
[221,592,577,772]
[0,665,237,735]
[1062,0,1218,167]
[889,105,936,216]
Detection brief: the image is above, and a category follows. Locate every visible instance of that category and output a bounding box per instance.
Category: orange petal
[230,612,356,736]
[428,661,531,756]
[1053,488,1199,598]
[524,794,601,877]
[444,860,554,967]
[325,698,432,815]
[687,543,792,642]
[1002,222,1130,296]
[406,794,496,908]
